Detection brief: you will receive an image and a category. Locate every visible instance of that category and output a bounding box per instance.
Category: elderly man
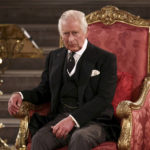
[8,10,120,150]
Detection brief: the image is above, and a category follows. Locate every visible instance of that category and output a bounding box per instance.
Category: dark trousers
[31,113,107,150]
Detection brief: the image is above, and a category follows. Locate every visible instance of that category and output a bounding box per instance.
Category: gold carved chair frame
[14,6,150,150]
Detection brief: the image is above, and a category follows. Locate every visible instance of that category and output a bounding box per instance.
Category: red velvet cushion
[112,71,133,115]
[92,142,117,150]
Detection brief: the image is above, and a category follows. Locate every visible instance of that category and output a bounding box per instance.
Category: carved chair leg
[15,116,29,150]
[118,116,132,150]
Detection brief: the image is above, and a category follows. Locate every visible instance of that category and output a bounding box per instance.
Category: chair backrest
[86,5,150,101]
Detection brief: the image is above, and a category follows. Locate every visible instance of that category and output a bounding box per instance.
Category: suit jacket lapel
[50,48,67,111]
[78,42,99,106]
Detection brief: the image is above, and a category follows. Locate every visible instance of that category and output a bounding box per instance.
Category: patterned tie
[67,52,75,73]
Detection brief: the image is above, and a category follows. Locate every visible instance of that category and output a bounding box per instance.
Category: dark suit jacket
[22,42,119,133]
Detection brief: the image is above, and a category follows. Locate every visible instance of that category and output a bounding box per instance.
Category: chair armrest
[116,77,150,150]
[14,101,51,150]
[14,101,35,118]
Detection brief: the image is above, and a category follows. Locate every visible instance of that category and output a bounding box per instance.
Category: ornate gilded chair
[14,6,150,150]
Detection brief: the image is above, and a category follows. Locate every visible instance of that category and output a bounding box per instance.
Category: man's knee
[68,129,95,149]
[70,129,90,143]
[69,124,106,148]
[32,132,43,146]
[31,129,62,150]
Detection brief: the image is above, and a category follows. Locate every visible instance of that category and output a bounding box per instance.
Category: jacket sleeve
[71,53,117,126]
[21,52,52,105]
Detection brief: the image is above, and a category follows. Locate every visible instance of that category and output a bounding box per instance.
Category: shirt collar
[68,39,88,56]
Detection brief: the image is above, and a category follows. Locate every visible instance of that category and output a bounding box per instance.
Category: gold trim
[86,5,150,27]
[0,24,43,59]
[117,101,132,150]
[0,123,11,150]
[14,101,34,150]
[116,77,150,150]
[148,28,150,75]
[15,116,29,150]
[129,77,150,109]
[14,101,35,118]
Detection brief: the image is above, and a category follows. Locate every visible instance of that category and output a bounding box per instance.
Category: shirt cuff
[17,92,24,100]
[69,115,80,128]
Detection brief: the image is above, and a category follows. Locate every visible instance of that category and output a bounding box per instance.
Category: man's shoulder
[47,47,66,56]
[50,47,66,53]
[88,42,116,58]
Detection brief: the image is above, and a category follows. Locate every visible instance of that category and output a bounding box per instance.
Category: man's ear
[60,36,64,47]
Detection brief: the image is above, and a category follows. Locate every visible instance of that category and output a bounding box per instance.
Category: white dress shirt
[67,39,88,76]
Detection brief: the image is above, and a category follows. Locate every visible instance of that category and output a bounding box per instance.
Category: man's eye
[64,33,69,36]
[72,32,78,35]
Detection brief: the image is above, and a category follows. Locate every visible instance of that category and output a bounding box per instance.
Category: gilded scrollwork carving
[118,116,132,150]
[0,123,14,150]
[14,101,35,118]
[14,101,35,150]
[116,77,150,150]
[127,77,150,110]
[86,5,150,27]
[116,101,132,150]
[116,101,132,118]
[15,116,29,150]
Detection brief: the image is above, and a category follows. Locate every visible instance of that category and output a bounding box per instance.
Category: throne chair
[14,5,150,150]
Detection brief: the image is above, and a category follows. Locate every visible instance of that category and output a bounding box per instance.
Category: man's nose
[68,33,74,41]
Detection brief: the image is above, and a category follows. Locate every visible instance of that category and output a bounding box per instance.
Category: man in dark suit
[8,10,120,150]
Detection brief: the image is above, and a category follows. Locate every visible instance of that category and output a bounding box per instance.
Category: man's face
[61,19,87,52]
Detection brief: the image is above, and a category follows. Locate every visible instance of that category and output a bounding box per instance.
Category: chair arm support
[15,116,29,150]
[116,100,132,150]
[14,101,51,150]
[116,77,150,150]
[14,101,35,150]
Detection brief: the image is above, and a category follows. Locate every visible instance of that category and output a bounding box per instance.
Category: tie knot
[69,52,75,57]
[68,52,75,61]
[67,52,75,73]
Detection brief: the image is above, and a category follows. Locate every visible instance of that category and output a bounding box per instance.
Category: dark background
[0,0,150,24]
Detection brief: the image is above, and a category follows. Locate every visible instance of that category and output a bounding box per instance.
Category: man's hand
[51,116,75,139]
[8,93,22,115]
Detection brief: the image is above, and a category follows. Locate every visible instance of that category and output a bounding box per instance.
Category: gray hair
[58,10,88,35]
